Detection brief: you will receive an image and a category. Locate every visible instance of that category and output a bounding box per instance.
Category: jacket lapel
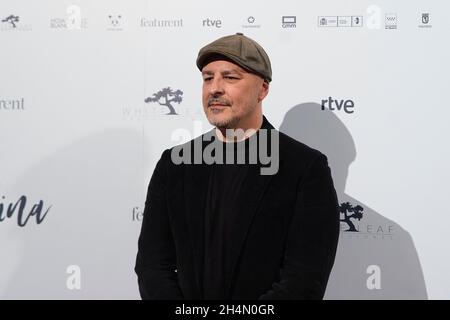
[225,163,276,298]
[225,116,280,297]
[183,135,213,298]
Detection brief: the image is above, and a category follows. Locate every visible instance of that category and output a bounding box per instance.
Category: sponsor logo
[418,12,432,28]
[1,15,32,31]
[2,15,19,27]
[132,207,143,222]
[107,14,123,31]
[318,16,338,27]
[282,16,296,28]
[50,5,88,29]
[141,18,183,28]
[202,18,222,28]
[338,16,352,27]
[123,87,202,120]
[0,195,52,227]
[318,15,363,28]
[242,16,260,28]
[385,13,397,29]
[340,202,394,240]
[321,97,355,114]
[352,16,363,27]
[0,98,25,111]
[145,87,183,115]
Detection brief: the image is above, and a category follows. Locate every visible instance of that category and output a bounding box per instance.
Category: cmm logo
[145,87,183,115]
[282,16,296,28]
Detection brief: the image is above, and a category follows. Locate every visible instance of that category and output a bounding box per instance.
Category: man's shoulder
[278,130,324,163]
[158,128,215,163]
[159,128,325,161]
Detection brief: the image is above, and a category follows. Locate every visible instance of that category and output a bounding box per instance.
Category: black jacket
[135,116,339,299]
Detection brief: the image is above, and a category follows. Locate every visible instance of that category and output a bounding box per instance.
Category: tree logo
[144,87,183,115]
[340,201,364,232]
[2,15,19,28]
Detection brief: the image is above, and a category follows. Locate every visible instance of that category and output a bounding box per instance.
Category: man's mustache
[208,97,231,107]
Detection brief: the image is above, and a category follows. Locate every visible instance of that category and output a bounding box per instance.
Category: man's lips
[208,98,231,108]
[209,104,229,109]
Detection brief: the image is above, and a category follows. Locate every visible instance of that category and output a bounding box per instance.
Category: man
[135,33,340,299]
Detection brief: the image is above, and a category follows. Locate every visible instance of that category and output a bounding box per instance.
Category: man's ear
[258,80,269,102]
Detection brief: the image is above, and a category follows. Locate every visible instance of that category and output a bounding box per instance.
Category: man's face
[201,59,269,129]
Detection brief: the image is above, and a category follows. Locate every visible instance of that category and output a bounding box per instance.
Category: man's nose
[209,77,224,96]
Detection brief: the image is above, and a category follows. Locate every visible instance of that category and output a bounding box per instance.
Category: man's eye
[225,76,238,80]
[203,77,212,82]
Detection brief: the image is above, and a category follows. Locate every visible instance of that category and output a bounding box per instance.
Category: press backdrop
[1,0,448,299]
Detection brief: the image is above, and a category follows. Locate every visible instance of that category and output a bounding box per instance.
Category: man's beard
[205,96,239,129]
[207,111,240,129]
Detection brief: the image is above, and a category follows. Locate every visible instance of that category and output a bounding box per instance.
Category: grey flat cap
[196,33,272,82]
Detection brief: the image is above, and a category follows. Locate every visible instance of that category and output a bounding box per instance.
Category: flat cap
[196,33,272,82]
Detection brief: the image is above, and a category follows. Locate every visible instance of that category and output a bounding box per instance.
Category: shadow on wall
[279,103,428,299]
[1,128,147,299]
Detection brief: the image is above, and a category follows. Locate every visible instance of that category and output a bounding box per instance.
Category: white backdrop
[1,0,449,299]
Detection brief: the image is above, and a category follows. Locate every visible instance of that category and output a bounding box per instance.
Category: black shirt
[202,129,258,299]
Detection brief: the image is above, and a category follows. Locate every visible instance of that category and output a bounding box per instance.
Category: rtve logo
[321,96,355,114]
[202,18,222,28]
